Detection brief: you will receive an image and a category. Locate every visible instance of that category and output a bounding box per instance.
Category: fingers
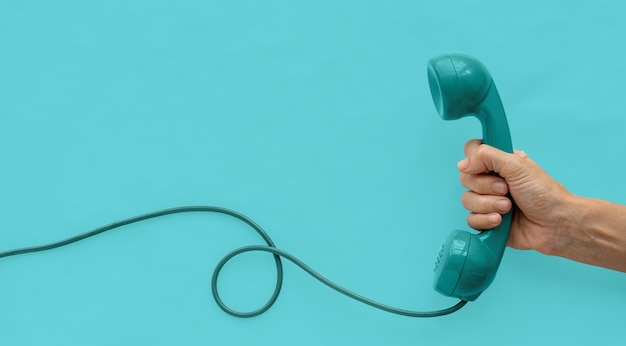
[459,173,508,195]
[461,191,512,214]
[463,139,482,157]
[467,212,503,230]
[458,139,528,231]
[461,190,511,230]
[458,140,518,177]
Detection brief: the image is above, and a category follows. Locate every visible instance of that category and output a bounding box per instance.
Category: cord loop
[0,206,467,318]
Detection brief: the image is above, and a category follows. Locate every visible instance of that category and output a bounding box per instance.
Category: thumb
[457,144,518,178]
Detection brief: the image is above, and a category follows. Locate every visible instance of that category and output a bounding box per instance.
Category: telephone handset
[0,53,513,319]
[428,53,514,301]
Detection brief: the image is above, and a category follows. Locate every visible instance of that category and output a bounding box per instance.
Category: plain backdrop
[1,1,625,345]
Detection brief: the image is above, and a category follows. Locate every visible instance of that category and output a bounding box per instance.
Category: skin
[458,139,626,273]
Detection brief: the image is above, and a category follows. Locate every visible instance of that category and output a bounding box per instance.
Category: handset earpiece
[428,53,514,301]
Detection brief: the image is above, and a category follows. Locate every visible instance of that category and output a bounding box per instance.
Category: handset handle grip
[476,84,514,258]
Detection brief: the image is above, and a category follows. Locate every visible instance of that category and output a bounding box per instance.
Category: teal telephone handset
[428,53,514,301]
[0,53,512,317]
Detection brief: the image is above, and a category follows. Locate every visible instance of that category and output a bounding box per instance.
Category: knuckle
[500,154,525,177]
[467,213,483,230]
[464,139,482,155]
[459,173,470,188]
[479,196,493,212]
[475,143,492,158]
[461,172,493,194]
[464,139,477,150]
[466,213,476,228]
[461,191,493,213]
[460,191,471,209]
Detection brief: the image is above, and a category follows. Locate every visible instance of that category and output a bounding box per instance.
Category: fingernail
[496,199,510,212]
[457,158,469,171]
[488,213,500,224]
[493,182,508,194]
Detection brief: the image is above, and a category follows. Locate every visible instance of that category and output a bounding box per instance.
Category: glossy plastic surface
[428,53,514,301]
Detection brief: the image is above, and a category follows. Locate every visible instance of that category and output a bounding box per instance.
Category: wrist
[550,193,626,272]
[538,190,583,257]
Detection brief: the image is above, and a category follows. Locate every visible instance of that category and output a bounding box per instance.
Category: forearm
[553,195,626,273]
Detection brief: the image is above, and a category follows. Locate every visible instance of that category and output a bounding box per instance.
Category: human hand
[457,139,572,255]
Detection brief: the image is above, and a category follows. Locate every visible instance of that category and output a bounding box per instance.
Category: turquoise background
[1,1,625,345]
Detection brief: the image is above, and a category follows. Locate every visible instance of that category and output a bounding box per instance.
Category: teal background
[1,1,625,345]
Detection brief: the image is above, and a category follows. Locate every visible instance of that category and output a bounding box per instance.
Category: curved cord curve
[0,206,467,317]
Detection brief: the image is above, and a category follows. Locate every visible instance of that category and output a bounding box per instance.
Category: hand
[457,139,571,255]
